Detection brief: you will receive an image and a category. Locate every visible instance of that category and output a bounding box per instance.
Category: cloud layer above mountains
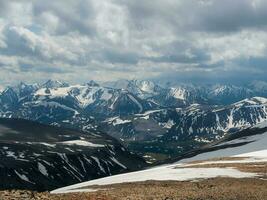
[0,0,267,85]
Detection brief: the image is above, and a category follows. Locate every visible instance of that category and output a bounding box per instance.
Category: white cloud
[196,30,267,64]
[0,0,267,85]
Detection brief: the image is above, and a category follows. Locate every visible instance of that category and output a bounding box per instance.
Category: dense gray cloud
[0,0,267,85]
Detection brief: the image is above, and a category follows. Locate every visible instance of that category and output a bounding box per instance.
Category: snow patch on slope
[51,166,255,194]
[112,118,131,126]
[179,130,267,163]
[58,140,105,147]
[233,150,267,158]
[38,162,49,177]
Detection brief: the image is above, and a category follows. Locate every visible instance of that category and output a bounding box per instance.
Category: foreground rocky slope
[0,118,147,191]
[1,178,267,200]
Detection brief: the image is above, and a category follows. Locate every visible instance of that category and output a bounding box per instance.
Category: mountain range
[1,79,267,162]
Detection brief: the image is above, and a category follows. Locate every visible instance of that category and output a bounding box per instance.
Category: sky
[0,0,267,86]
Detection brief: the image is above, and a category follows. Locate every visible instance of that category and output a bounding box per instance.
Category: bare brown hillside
[1,177,267,200]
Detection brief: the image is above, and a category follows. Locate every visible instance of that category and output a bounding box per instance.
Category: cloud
[0,0,267,85]
[32,0,96,35]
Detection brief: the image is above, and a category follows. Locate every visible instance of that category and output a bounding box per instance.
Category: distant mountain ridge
[1,79,267,162]
[1,79,267,113]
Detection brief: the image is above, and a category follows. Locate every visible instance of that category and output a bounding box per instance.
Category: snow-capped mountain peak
[87,80,99,87]
[42,80,69,89]
[169,87,187,100]
[130,80,155,93]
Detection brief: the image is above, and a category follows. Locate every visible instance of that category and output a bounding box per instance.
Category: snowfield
[180,131,267,163]
[51,128,267,194]
[233,149,267,158]
[51,166,256,194]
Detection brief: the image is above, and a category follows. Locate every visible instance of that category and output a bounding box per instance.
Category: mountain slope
[51,121,267,194]
[0,118,147,191]
[160,120,267,164]
[99,97,267,162]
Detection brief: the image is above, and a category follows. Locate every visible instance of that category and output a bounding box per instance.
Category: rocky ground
[180,162,267,175]
[1,177,267,200]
